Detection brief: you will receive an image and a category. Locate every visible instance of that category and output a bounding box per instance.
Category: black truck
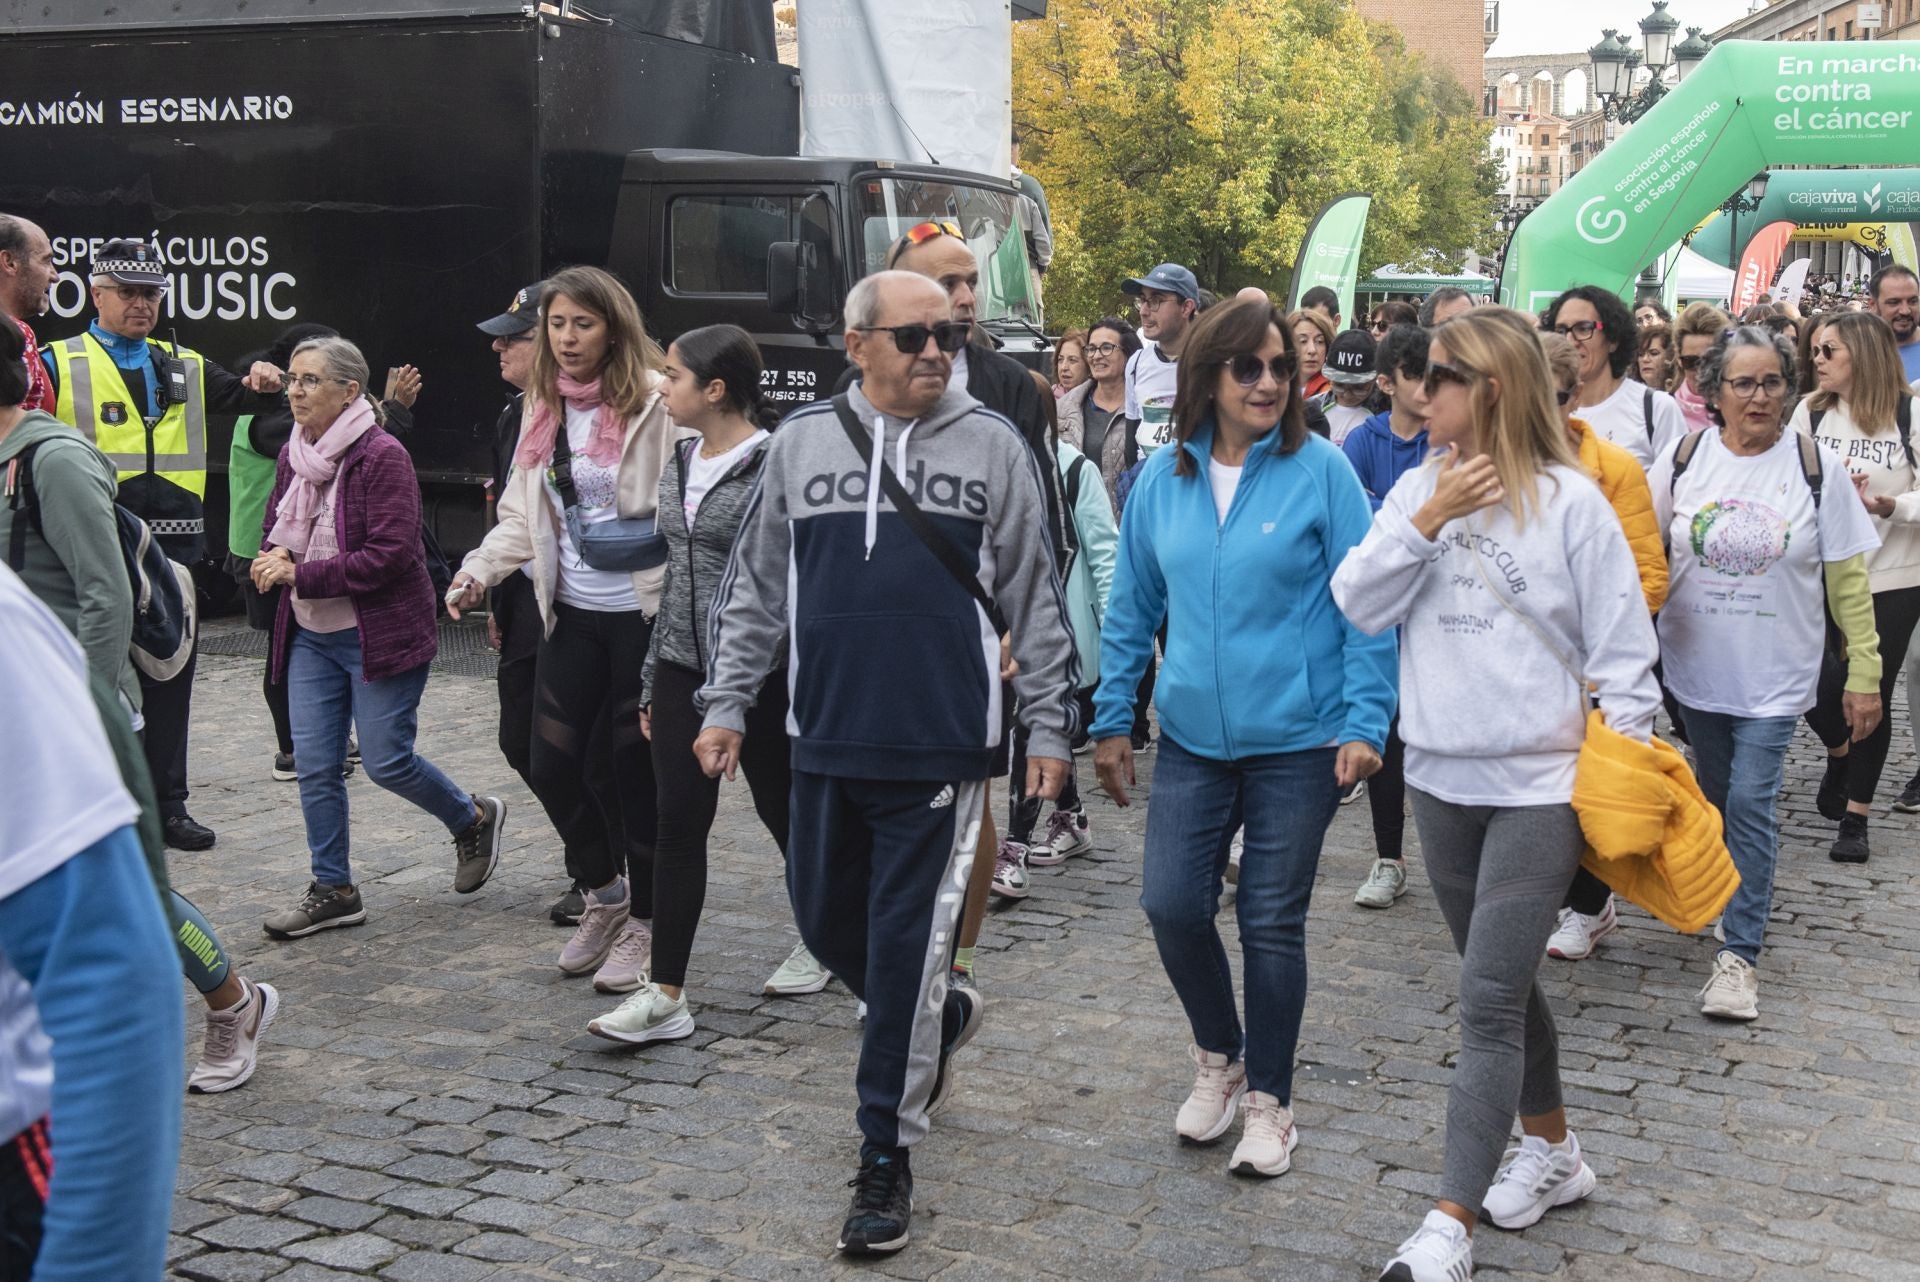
[1,0,1042,558]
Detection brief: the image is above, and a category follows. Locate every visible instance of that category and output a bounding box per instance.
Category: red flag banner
[1733,221,1795,314]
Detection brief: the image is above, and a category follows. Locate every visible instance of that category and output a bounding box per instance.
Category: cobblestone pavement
[166,633,1920,1282]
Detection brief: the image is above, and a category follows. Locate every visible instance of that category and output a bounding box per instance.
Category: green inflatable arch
[1500,40,1920,312]
[1689,169,1920,265]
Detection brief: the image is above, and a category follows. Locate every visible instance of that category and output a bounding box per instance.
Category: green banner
[1289,193,1371,322]
[1500,41,1920,312]
[1689,169,1920,264]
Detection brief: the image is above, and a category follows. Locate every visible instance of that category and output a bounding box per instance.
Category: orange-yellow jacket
[1571,417,1668,615]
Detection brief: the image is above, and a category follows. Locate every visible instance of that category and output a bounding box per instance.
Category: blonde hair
[1810,310,1912,433]
[1537,331,1581,394]
[1434,307,1581,528]
[529,265,665,421]
[1670,302,1731,392]
[1286,308,1335,351]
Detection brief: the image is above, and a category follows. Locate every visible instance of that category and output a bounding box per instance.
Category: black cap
[91,238,168,288]
[477,281,546,337]
[1324,329,1378,385]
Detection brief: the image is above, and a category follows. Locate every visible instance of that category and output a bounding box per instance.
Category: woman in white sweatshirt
[1789,311,1919,861]
[1332,308,1661,1282]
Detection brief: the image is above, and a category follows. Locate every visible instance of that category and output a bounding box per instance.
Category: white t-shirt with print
[1791,395,1920,594]
[1649,429,1880,719]
[683,430,768,530]
[1581,377,1685,471]
[1124,344,1180,462]
[549,403,643,613]
[1323,402,1371,446]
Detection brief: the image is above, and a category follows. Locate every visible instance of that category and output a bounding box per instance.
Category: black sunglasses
[1228,353,1296,387]
[856,321,971,355]
[1814,341,1846,361]
[1421,360,1478,394]
[1556,388,1573,406]
[1678,354,1703,370]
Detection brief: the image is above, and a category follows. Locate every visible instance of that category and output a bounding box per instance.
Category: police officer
[45,237,283,850]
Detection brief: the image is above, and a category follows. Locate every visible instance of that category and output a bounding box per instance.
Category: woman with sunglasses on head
[1670,302,1732,429]
[449,267,694,995]
[1092,298,1396,1180]
[1791,312,1920,863]
[1059,316,1141,514]
[1650,326,1881,1021]
[1334,308,1661,1282]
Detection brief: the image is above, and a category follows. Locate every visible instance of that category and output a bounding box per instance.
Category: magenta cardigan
[264,426,438,683]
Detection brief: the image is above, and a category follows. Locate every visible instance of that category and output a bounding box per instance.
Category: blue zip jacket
[1340,410,1430,512]
[1091,419,1396,759]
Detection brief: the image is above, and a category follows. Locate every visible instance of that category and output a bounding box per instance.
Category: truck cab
[610,150,1048,411]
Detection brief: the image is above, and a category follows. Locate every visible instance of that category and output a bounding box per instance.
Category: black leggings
[1368,718,1407,862]
[647,661,793,988]
[529,603,657,905]
[1007,689,1091,843]
[1805,585,1920,807]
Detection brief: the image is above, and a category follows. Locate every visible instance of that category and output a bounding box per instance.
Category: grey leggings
[1411,790,1583,1216]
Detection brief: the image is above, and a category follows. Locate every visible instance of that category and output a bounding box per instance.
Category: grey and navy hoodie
[697,382,1080,780]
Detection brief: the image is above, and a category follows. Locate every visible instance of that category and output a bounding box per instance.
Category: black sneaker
[928,983,984,1115]
[1130,730,1154,752]
[837,1151,912,1255]
[1829,813,1870,864]
[1816,753,1851,822]
[164,815,217,851]
[550,883,586,925]
[1894,776,1920,815]
[452,796,507,893]
[272,751,297,782]
[346,738,361,767]
[263,882,367,938]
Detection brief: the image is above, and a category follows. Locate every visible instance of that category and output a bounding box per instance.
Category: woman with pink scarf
[253,336,506,939]
[448,267,692,992]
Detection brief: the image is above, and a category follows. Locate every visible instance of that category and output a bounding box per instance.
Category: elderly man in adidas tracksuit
[695,270,1078,1257]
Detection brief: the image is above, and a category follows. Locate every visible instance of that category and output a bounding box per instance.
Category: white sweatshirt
[1790,394,1920,594]
[1332,460,1662,807]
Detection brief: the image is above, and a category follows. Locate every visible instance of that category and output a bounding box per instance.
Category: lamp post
[1724,171,1771,270]
[1592,2,1708,124]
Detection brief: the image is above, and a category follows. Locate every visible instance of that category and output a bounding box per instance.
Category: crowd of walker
[1,208,1918,1281]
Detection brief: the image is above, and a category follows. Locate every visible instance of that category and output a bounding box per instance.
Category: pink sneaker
[559,885,630,976]
[593,919,653,993]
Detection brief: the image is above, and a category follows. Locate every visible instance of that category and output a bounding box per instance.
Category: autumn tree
[1015,0,1501,325]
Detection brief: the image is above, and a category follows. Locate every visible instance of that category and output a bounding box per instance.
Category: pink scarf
[1674,379,1713,430]
[269,398,376,554]
[516,374,625,471]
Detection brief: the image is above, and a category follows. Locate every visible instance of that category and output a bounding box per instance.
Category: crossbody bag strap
[830,395,1009,635]
[547,409,578,510]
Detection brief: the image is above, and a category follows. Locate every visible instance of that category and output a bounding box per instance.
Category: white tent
[1669,245,1736,304]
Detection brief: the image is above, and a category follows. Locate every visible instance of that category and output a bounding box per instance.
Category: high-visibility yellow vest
[51,333,208,503]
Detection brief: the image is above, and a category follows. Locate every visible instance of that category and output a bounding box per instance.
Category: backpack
[1669,429,1823,510]
[6,439,196,681]
[1641,387,1657,446]
[1807,395,1916,471]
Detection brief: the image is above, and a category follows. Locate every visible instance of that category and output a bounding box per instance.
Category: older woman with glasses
[1092,298,1395,1181]
[1649,325,1882,1022]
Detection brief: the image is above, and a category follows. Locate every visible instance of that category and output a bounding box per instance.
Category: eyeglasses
[1677,354,1703,370]
[1085,342,1122,356]
[287,373,350,392]
[1813,342,1847,361]
[1725,375,1788,400]
[855,321,971,354]
[1421,360,1478,394]
[1553,320,1602,340]
[109,284,163,302]
[1227,353,1296,387]
[498,333,535,347]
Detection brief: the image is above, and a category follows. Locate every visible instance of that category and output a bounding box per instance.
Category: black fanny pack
[549,418,666,572]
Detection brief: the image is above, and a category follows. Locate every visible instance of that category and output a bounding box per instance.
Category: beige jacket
[459,374,695,634]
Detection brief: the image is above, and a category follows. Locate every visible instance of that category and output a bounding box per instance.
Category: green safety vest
[226,414,278,561]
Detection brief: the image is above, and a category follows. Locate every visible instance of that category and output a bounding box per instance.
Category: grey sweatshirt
[698,382,1080,781]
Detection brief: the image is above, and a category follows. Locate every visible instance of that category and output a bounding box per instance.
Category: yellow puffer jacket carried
[1572,418,1669,614]
[1571,709,1738,934]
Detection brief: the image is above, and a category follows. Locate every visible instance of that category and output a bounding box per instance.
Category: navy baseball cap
[1324,329,1378,385]
[91,238,168,288]
[477,281,546,337]
[1122,263,1199,304]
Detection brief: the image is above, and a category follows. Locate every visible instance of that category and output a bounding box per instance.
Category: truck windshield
[857,177,1040,328]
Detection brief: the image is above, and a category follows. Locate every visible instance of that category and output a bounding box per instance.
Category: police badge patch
[102,402,128,425]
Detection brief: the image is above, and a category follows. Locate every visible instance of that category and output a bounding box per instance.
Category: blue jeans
[288,626,475,887]
[1679,706,1796,964]
[1138,736,1339,1102]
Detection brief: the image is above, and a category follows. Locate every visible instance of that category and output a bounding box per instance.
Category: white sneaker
[990,839,1030,899]
[1229,1091,1299,1177]
[1175,1044,1246,1143]
[1028,806,1092,865]
[1224,834,1243,887]
[1711,917,1724,943]
[1354,859,1408,909]
[1700,950,1759,1021]
[1545,898,1617,960]
[1482,1132,1597,1229]
[1380,1209,1473,1281]
[588,982,695,1044]
[1340,778,1367,806]
[764,941,832,995]
[188,978,279,1094]
[592,919,653,993]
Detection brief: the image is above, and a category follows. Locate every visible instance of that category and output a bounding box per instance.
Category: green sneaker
[588,982,696,1045]
[764,941,832,995]
[1353,859,1407,909]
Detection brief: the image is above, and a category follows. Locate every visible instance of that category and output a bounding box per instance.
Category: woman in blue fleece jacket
[1090,299,1397,1180]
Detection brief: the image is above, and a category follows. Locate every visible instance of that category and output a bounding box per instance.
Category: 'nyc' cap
[92,238,168,288]
[477,281,547,337]
[1324,329,1378,385]
[1121,263,1199,303]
